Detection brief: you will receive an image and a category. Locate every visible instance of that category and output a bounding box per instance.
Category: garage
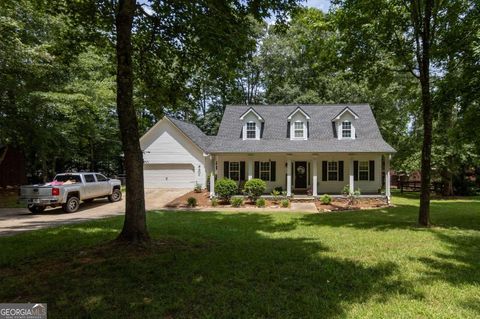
[144,164,196,188]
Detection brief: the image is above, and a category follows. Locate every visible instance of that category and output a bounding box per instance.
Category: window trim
[342,121,352,138]
[327,161,338,181]
[358,160,369,181]
[229,161,240,181]
[260,161,270,181]
[246,121,256,139]
[293,121,305,139]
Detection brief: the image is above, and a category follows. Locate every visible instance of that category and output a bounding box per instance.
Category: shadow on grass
[0,212,416,318]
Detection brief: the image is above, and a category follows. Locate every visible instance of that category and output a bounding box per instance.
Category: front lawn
[1,192,479,318]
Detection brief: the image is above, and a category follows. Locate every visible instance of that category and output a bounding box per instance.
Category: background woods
[1,2,479,202]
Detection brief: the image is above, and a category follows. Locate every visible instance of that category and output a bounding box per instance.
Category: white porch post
[248,158,253,180]
[349,158,354,194]
[385,154,391,203]
[287,157,292,197]
[312,156,318,197]
[210,155,216,198]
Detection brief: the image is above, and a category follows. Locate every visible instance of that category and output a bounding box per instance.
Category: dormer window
[294,121,304,138]
[342,121,352,138]
[246,122,256,139]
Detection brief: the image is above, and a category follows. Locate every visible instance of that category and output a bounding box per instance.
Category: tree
[332,0,478,226]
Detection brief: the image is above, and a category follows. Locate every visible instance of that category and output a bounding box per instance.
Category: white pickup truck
[19,172,122,214]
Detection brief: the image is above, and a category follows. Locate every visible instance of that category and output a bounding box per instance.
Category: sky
[304,0,331,12]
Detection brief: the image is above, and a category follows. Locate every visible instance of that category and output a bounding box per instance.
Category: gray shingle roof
[166,104,396,154]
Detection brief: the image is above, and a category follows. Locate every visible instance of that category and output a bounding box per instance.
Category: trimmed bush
[211,197,219,207]
[187,197,197,207]
[243,178,266,201]
[320,194,332,205]
[256,198,266,208]
[215,178,238,201]
[280,199,289,208]
[231,197,244,207]
[271,189,281,203]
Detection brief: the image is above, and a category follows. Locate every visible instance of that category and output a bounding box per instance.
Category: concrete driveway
[0,189,189,237]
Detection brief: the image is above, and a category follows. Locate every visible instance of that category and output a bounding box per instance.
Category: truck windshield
[54,175,81,183]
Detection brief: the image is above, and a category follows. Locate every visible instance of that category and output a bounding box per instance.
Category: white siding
[140,119,208,188]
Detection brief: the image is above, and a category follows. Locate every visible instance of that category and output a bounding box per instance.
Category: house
[140,104,395,200]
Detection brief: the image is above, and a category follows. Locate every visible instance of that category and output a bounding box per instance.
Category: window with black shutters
[260,162,270,181]
[359,161,369,181]
[229,162,240,181]
[328,162,338,181]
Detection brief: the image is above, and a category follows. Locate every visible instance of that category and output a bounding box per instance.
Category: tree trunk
[418,0,433,227]
[115,0,150,243]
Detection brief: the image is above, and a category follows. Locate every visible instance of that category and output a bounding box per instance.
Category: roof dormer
[332,107,359,140]
[240,107,264,140]
[287,107,310,140]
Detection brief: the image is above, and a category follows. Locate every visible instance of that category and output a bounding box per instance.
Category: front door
[294,161,307,189]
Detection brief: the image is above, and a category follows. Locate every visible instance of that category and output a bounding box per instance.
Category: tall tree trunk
[417,0,433,227]
[115,0,150,243]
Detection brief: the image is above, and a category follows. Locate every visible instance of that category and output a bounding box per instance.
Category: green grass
[0,191,479,318]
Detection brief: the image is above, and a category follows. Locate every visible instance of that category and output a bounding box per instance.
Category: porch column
[385,154,391,203]
[287,157,292,197]
[247,157,253,180]
[349,158,354,193]
[210,155,216,198]
[312,156,318,197]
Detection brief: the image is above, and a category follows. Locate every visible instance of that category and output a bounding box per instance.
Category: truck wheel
[108,189,122,202]
[28,205,45,214]
[62,196,80,213]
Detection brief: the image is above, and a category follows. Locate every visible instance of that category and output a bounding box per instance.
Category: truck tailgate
[20,186,53,197]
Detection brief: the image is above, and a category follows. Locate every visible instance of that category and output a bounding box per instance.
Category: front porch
[208,153,391,201]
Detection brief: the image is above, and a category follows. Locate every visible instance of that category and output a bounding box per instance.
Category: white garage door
[144,164,196,188]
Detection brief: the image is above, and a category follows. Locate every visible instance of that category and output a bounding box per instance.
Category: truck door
[95,174,111,196]
[83,174,98,198]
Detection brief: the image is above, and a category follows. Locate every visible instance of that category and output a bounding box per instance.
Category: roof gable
[239,107,264,121]
[332,107,360,121]
[287,107,310,120]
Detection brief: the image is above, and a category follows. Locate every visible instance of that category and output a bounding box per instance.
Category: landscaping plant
[320,194,332,205]
[256,198,266,208]
[342,185,361,206]
[271,190,281,203]
[187,197,197,207]
[215,178,238,202]
[281,199,289,208]
[231,197,244,207]
[211,197,219,207]
[243,178,266,202]
[194,183,202,193]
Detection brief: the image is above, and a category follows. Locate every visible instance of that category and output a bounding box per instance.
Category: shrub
[211,197,219,207]
[256,198,266,208]
[194,183,202,193]
[271,189,281,203]
[280,199,289,208]
[231,197,244,207]
[215,178,238,201]
[320,194,332,205]
[243,178,266,201]
[342,185,361,206]
[187,197,197,207]
[274,186,283,193]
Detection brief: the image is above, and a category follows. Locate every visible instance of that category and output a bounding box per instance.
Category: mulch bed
[166,190,388,212]
[315,197,388,212]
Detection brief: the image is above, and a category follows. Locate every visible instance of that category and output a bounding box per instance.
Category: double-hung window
[342,121,352,138]
[260,162,270,181]
[359,161,369,181]
[294,121,304,138]
[246,122,256,139]
[229,162,240,181]
[328,161,338,181]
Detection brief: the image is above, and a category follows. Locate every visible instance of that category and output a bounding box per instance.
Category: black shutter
[354,161,359,181]
[369,160,375,181]
[224,161,229,179]
[240,128,243,138]
[254,161,260,178]
[270,161,276,181]
[260,122,265,138]
[307,122,310,138]
[240,161,246,181]
[338,161,344,181]
[332,122,337,138]
[322,161,327,181]
[287,121,291,138]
